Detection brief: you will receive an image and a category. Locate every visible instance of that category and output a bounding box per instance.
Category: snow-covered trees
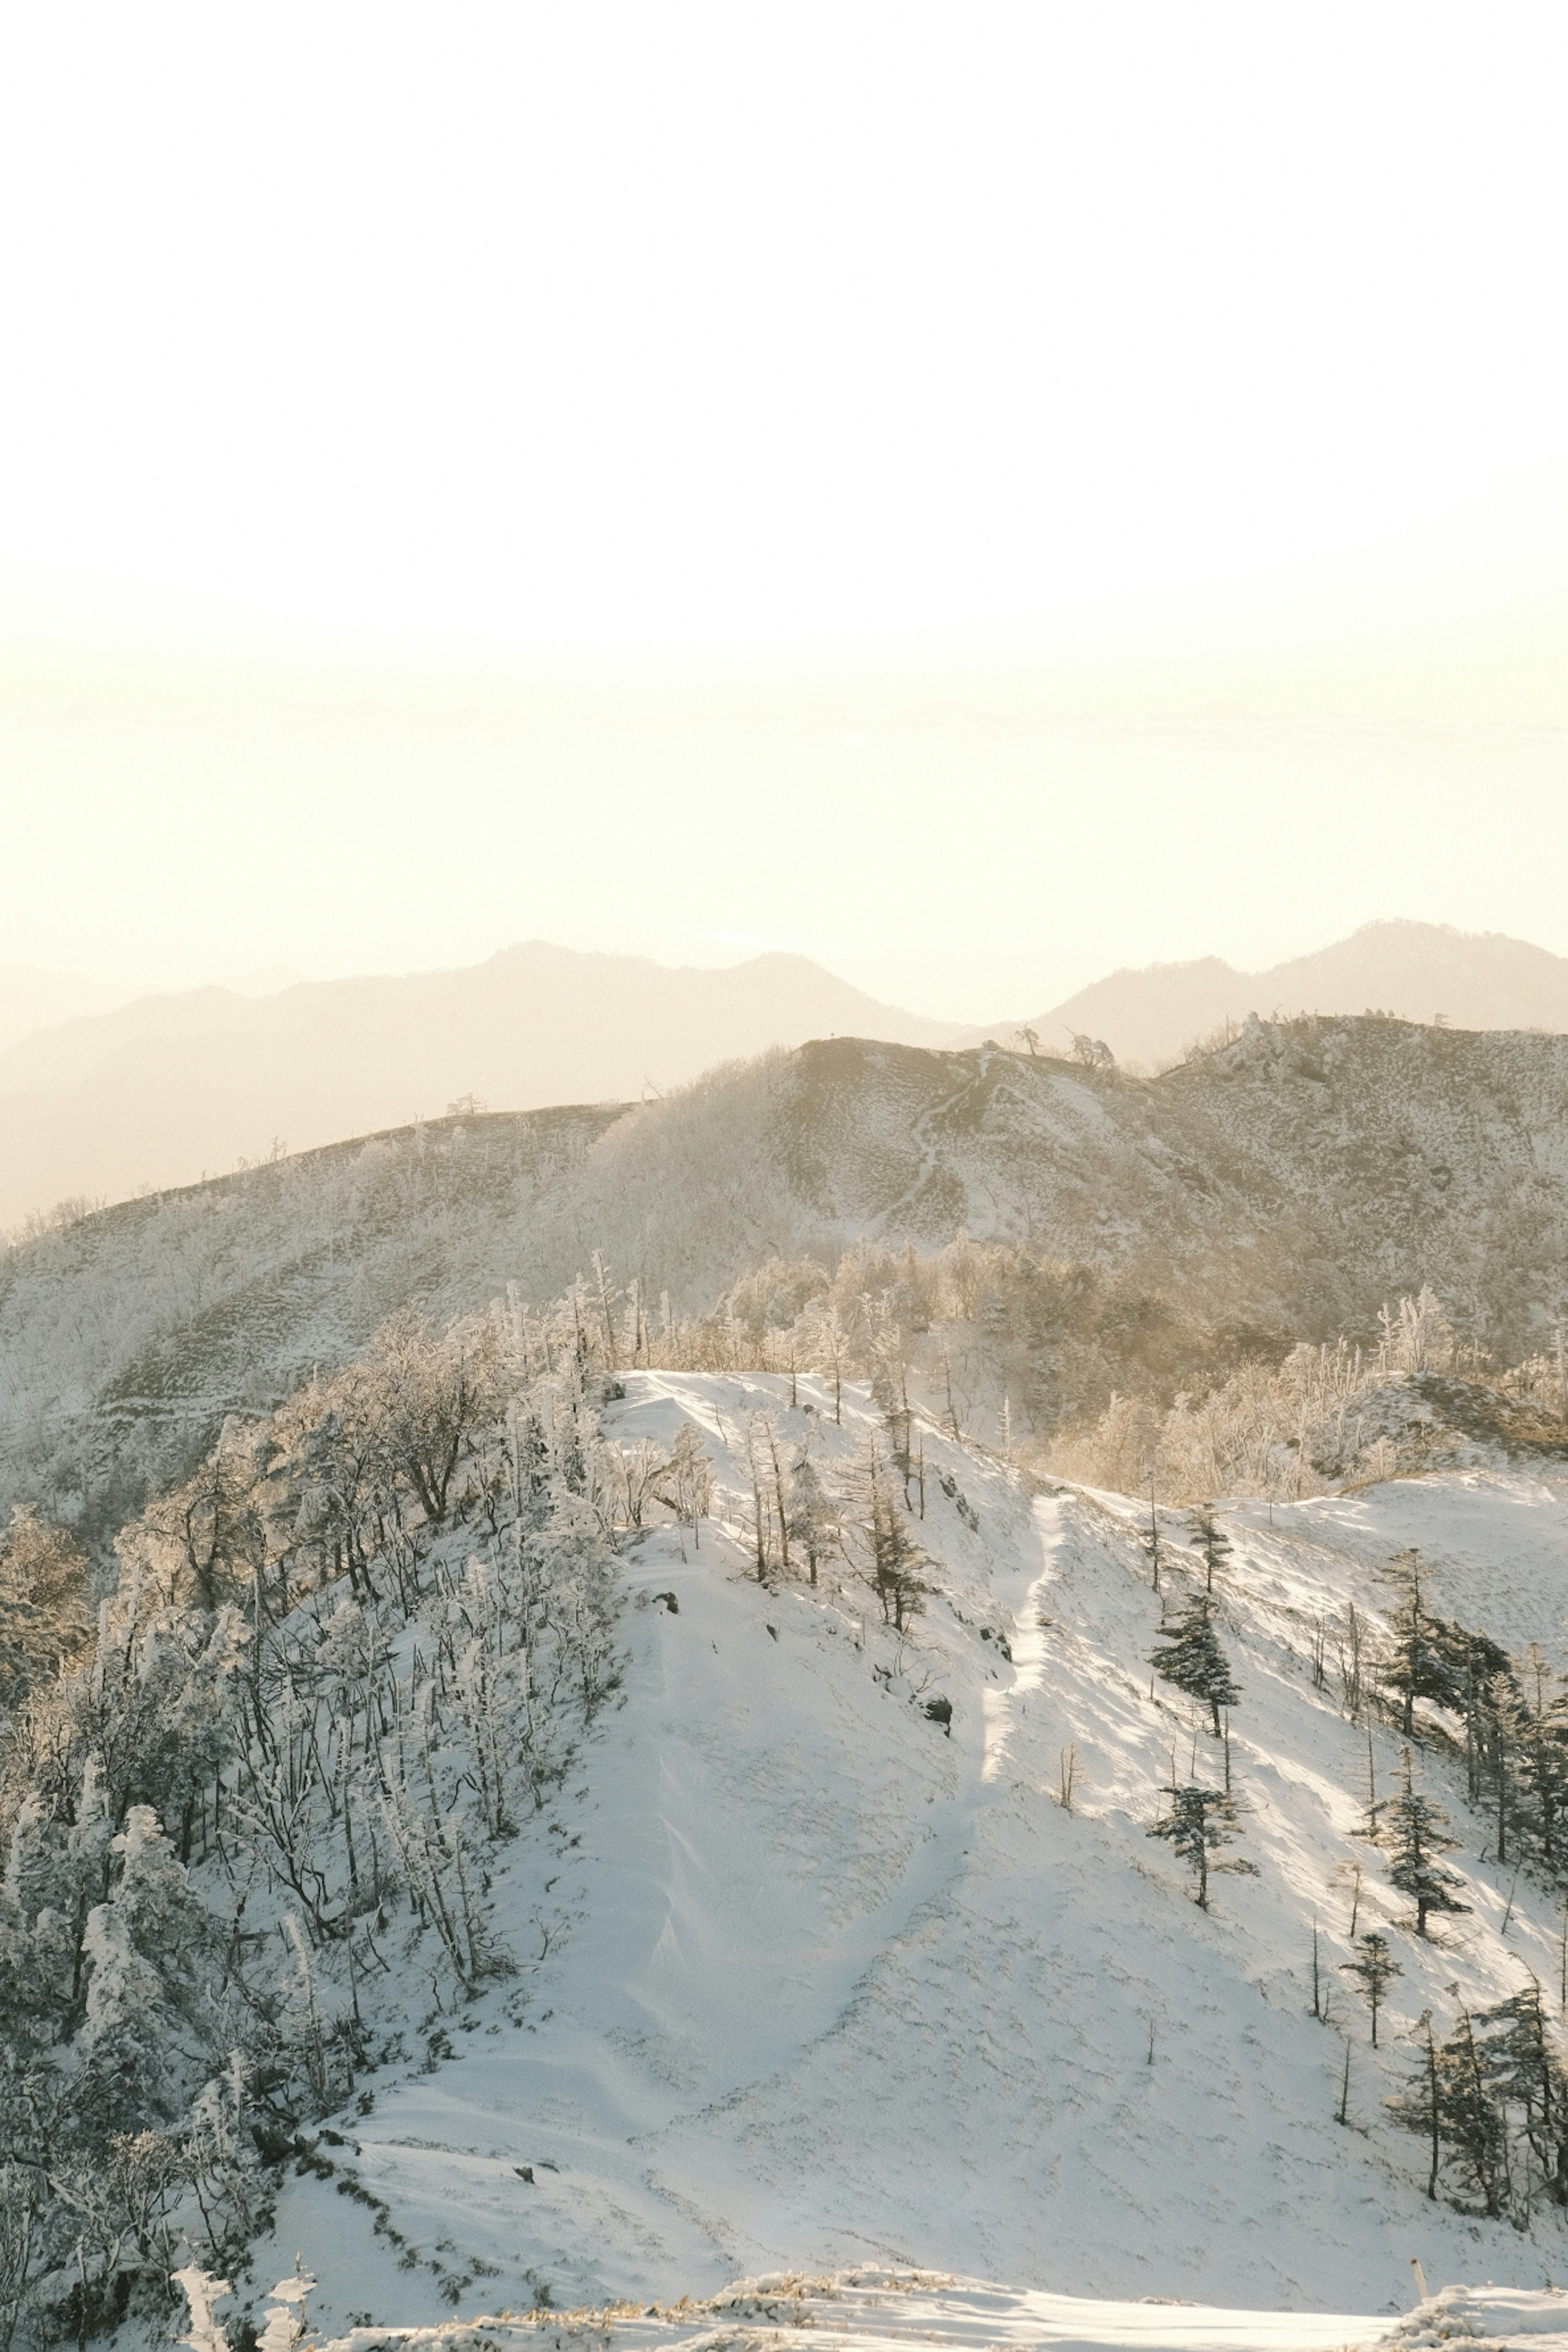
[1382,1746,1467,1938]
[0,1295,630,2346]
[846,1439,928,1633]
[1393,1989,1568,2222]
[785,1443,836,1588]
[1434,2010,1510,2218]
[655,1424,713,1551]
[79,1809,223,2128]
[0,1508,92,1708]
[1145,1784,1247,1911]
[1149,1593,1239,1736]
[123,1436,266,1617]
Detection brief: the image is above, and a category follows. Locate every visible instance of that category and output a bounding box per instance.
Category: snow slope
[290,2269,1400,2352]
[239,1376,1568,2341]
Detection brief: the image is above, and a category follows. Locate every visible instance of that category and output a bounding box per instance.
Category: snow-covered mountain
[965,922,1568,1071]
[10,1161,1568,2341]
[0,944,957,1230]
[10,923,1568,1233]
[241,1370,1568,2329]
[8,1015,1568,1535]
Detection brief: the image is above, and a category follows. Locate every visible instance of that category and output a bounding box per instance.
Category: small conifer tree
[1146,1783,1249,1911]
[1151,1592,1240,1735]
[1387,2009,1443,2199]
[1488,1669,1530,1866]
[1384,1744,1468,1938]
[1436,2010,1508,2217]
[1379,1548,1451,1738]
[785,1444,835,1588]
[1189,1505,1231,1594]
[1477,1977,1568,2207]
[1523,1647,1568,1873]
[1341,1930,1401,2046]
[1142,1490,1163,1594]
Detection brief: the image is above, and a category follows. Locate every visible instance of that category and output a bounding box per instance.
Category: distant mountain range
[8,920,1568,1229]
[967,920,1568,1069]
[0,962,139,1053]
[0,942,954,1229]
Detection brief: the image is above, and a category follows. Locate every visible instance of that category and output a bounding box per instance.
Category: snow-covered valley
[238,1375,1568,2339]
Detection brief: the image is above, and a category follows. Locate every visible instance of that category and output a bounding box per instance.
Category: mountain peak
[987,920,1568,1069]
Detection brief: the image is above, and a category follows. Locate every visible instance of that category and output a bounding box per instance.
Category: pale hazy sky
[3,5,1567,1018]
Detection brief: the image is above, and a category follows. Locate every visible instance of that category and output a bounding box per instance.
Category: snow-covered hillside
[245,1375,1568,2337]
[12,1014,1568,1539]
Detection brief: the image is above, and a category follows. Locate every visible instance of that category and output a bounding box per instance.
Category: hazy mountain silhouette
[0,941,957,1227]
[0,963,139,1055]
[965,921,1568,1068]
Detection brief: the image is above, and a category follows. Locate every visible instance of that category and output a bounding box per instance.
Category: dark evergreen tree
[1141,1490,1163,1595]
[1430,1618,1514,1804]
[851,1439,929,1633]
[1379,1548,1450,1738]
[1436,2010,1509,2217]
[1477,1977,1568,2208]
[1341,1930,1401,2047]
[1522,1649,1568,1874]
[1384,1744,1468,1938]
[1387,2009,1443,2200]
[1487,1669,1530,1866]
[1151,1592,1240,1735]
[1189,1505,1231,1595]
[1146,1784,1250,1910]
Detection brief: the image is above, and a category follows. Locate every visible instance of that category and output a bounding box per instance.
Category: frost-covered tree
[785,1443,835,1588]
[270,1362,392,1603]
[0,1507,92,1708]
[1150,1592,1239,1735]
[372,1309,501,1531]
[122,1434,265,1617]
[79,1807,222,2129]
[656,1423,713,1551]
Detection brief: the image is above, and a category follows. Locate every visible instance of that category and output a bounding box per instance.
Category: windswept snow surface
[262,1379,1568,2336]
[300,2271,1398,2352]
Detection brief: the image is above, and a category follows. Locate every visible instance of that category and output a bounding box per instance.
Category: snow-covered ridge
[10,1012,1568,1536]
[236,1372,1568,2338]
